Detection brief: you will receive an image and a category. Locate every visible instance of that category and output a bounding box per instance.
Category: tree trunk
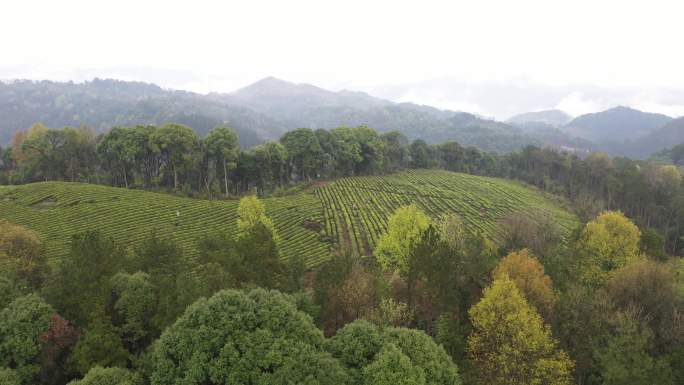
[123,166,129,189]
[223,159,229,197]
[173,165,178,190]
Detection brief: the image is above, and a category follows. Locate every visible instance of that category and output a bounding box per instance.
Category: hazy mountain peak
[563,106,672,143]
[231,76,328,97]
[507,109,572,127]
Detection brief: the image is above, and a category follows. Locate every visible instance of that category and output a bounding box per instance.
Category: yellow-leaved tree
[374,205,430,273]
[0,220,46,288]
[468,276,574,385]
[576,210,641,286]
[492,249,556,321]
[237,195,276,237]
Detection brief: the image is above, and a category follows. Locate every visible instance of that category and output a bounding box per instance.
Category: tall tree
[149,123,199,189]
[235,196,285,288]
[280,128,323,181]
[50,231,123,326]
[109,272,158,353]
[380,131,409,172]
[374,205,430,311]
[204,126,239,197]
[252,141,287,191]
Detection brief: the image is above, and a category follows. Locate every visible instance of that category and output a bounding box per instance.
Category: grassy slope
[0,170,577,267]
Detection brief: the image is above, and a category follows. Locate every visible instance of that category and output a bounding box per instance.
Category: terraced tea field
[0,183,331,266]
[316,170,577,256]
[0,170,577,267]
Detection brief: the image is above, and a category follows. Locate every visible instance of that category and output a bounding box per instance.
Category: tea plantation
[0,170,577,267]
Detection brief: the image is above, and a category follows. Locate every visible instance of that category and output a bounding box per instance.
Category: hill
[507,109,573,127]
[563,106,672,143]
[0,78,551,153]
[0,79,282,148]
[216,77,539,152]
[0,170,577,267]
[626,117,684,159]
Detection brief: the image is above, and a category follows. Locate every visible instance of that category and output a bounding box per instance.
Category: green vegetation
[317,170,576,256]
[0,182,328,267]
[0,170,576,267]
[1,121,682,385]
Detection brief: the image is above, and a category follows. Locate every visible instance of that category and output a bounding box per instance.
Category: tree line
[0,123,497,194]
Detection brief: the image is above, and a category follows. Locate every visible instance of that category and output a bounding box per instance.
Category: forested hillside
[4,78,683,157]
[0,78,565,153]
[0,79,278,147]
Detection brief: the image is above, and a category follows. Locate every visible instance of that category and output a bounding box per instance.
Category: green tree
[252,141,288,191]
[149,123,199,189]
[234,195,286,288]
[97,127,141,188]
[0,274,26,309]
[204,126,239,197]
[67,366,142,385]
[604,259,682,354]
[639,228,668,261]
[362,343,425,385]
[131,232,196,330]
[50,231,123,325]
[409,140,431,169]
[380,131,408,172]
[0,368,21,385]
[438,141,465,172]
[467,277,574,385]
[383,327,461,385]
[327,320,461,385]
[109,272,157,353]
[0,294,54,384]
[595,311,674,385]
[69,317,129,376]
[330,127,363,176]
[280,128,323,181]
[151,289,349,385]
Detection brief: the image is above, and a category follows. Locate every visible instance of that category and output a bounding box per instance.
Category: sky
[2,0,684,119]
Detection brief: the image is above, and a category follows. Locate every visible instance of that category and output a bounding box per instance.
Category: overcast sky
[2,0,684,119]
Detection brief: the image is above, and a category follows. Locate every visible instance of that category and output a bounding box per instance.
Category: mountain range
[0,77,682,158]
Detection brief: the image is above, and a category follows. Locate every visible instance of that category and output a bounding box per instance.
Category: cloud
[554,92,606,116]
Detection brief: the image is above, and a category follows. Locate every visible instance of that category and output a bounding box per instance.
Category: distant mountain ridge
[0,77,542,152]
[0,78,280,147]
[0,77,679,158]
